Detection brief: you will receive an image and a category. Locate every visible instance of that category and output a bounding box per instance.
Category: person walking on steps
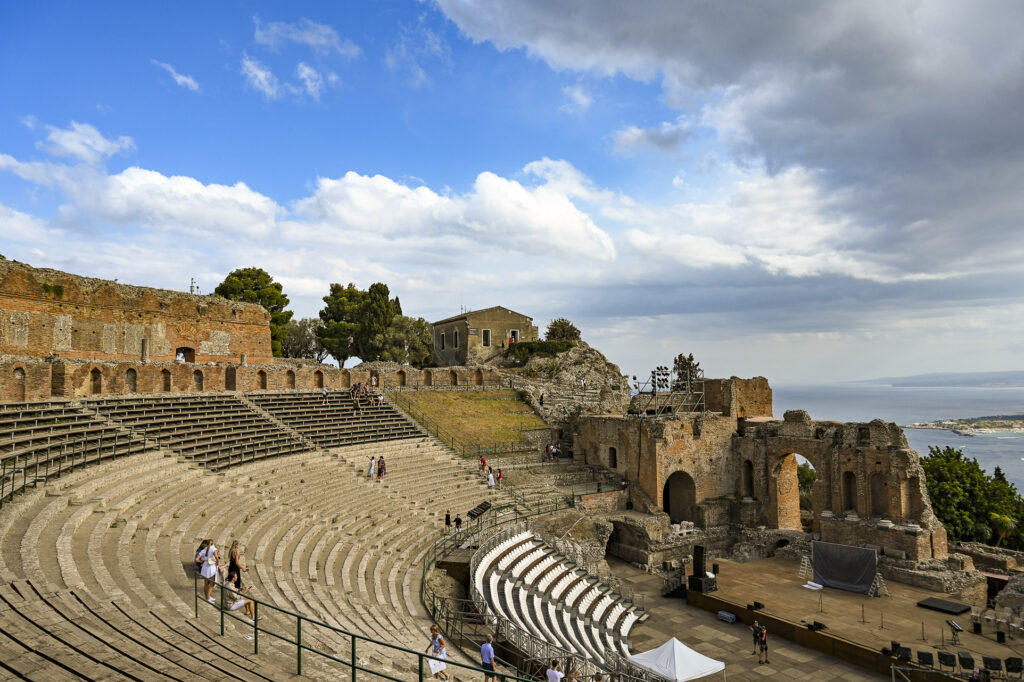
[368,456,376,480]
[481,633,496,682]
[454,514,463,533]
[496,469,503,488]
[750,620,760,654]
[758,624,769,665]
[444,510,451,535]
[487,470,495,491]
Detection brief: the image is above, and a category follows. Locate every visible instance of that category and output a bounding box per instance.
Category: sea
[772,384,1024,490]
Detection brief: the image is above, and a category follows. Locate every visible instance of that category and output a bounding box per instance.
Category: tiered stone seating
[0,577,279,680]
[0,400,148,506]
[474,530,645,666]
[0,402,503,679]
[84,394,307,469]
[249,390,421,449]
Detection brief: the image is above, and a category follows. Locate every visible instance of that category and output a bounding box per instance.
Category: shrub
[510,340,575,363]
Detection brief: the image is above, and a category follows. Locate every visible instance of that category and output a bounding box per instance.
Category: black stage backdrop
[811,540,877,594]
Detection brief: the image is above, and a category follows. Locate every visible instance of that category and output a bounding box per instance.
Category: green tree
[280,317,328,362]
[921,446,1024,548]
[376,316,434,368]
[214,268,293,356]
[671,353,701,393]
[316,282,400,366]
[545,317,581,342]
[797,462,816,511]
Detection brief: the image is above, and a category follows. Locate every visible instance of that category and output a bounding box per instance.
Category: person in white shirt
[546,660,564,682]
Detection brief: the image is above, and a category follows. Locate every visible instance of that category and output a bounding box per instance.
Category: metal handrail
[194,571,537,681]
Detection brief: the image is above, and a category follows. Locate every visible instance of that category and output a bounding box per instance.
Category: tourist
[758,624,769,664]
[321,386,329,404]
[194,539,209,575]
[368,456,376,480]
[496,469,503,488]
[750,620,760,654]
[581,378,586,389]
[377,456,386,481]
[481,633,496,681]
[487,470,495,490]
[480,455,487,473]
[227,539,247,591]
[454,514,463,533]
[229,585,257,620]
[539,393,544,406]
[199,539,220,603]
[431,635,450,680]
[593,674,603,682]
[444,510,452,535]
[546,660,564,682]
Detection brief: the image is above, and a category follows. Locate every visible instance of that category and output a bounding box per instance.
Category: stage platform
[608,558,883,681]
[677,556,1023,678]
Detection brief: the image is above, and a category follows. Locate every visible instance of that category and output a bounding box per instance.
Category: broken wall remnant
[574,384,947,564]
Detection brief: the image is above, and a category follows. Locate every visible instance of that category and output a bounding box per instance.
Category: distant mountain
[864,371,1024,388]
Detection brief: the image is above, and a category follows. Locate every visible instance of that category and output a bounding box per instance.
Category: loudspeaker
[712,563,720,575]
[688,575,716,594]
[693,545,706,577]
[997,631,1006,644]
[753,601,765,610]
[974,622,983,634]
[813,621,827,631]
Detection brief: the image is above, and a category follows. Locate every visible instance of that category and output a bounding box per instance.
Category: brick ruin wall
[704,376,772,417]
[573,379,948,565]
[0,259,273,364]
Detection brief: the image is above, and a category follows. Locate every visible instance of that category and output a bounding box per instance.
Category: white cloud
[37,121,134,164]
[241,55,283,99]
[152,60,199,91]
[559,84,592,114]
[0,203,59,243]
[385,19,451,87]
[296,62,325,99]
[254,17,360,58]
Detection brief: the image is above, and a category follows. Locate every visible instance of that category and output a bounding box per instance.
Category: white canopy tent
[627,637,726,681]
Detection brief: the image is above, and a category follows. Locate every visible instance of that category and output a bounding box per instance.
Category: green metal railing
[387,390,538,458]
[194,571,537,681]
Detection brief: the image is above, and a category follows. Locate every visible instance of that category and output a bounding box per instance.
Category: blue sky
[2,1,1024,384]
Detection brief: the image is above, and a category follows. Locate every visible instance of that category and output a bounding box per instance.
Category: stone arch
[423,370,432,387]
[369,370,379,387]
[192,370,204,392]
[12,367,26,402]
[608,446,618,470]
[396,370,406,387]
[125,368,137,393]
[662,471,697,524]
[286,370,295,389]
[314,370,324,389]
[741,459,754,498]
[225,366,237,391]
[869,472,887,517]
[175,347,195,363]
[161,369,171,392]
[258,370,268,390]
[449,370,458,386]
[90,367,103,395]
[473,369,483,386]
[842,470,858,514]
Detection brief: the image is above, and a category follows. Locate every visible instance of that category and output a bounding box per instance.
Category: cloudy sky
[2,1,1023,383]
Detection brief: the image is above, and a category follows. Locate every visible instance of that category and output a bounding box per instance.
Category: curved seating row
[474,531,645,667]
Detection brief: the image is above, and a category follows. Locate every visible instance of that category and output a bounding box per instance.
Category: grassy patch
[401,390,547,445]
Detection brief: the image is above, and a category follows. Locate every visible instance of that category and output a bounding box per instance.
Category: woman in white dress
[429,634,449,680]
[200,540,220,603]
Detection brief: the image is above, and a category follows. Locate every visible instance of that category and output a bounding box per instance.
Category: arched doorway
[258,370,268,390]
[125,368,137,393]
[161,369,171,392]
[12,367,26,402]
[175,347,196,363]
[369,371,379,387]
[842,471,858,514]
[870,473,887,517]
[741,459,754,498]
[608,447,617,470]
[663,471,697,524]
[423,370,432,386]
[314,370,324,389]
[473,369,483,386]
[449,370,458,386]
[90,368,103,395]
[193,370,204,392]
[396,370,406,387]
[225,366,237,391]
[286,370,295,389]
[339,371,350,388]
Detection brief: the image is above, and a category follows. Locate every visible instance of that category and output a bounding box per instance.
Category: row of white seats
[473,531,643,665]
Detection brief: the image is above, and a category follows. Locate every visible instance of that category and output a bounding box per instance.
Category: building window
[482,329,491,347]
[509,329,519,343]
[454,330,459,348]
[440,332,445,350]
